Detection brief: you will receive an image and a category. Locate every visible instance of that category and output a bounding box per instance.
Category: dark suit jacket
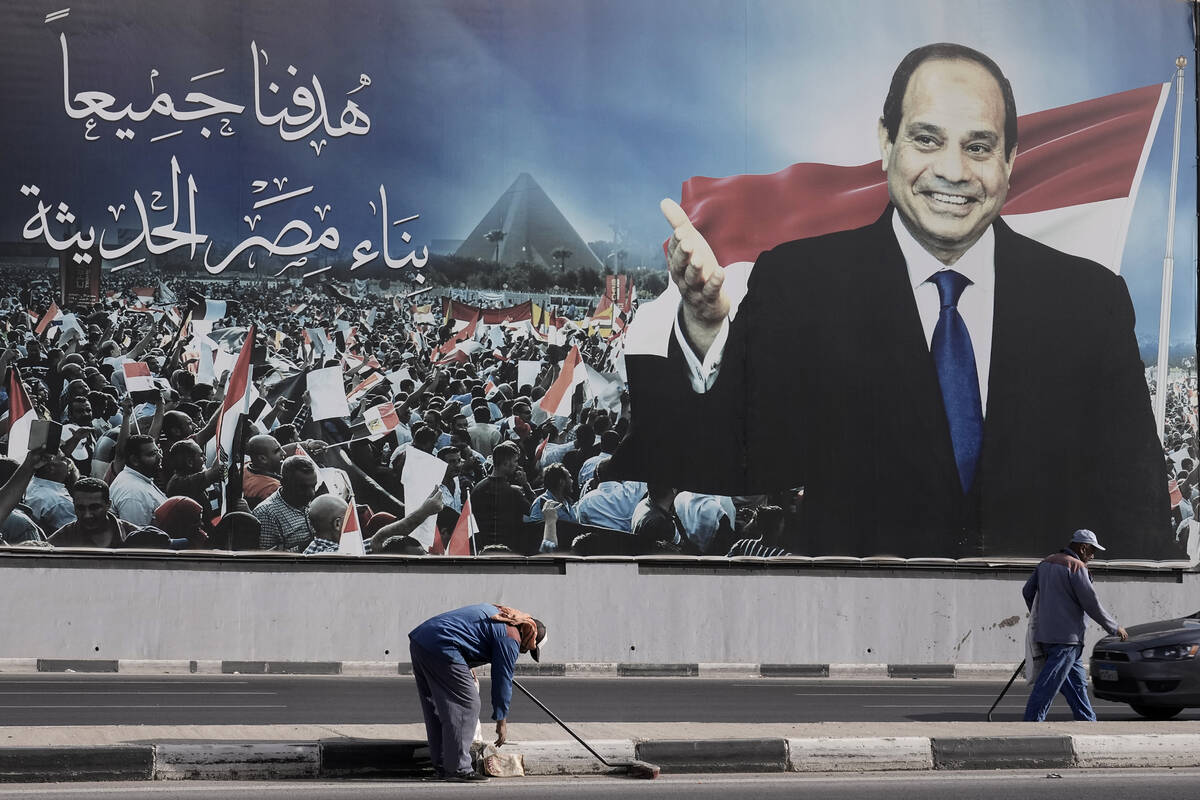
[613,210,1175,559]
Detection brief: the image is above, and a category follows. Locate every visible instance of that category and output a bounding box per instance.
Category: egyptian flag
[122,362,156,394]
[538,346,585,418]
[1169,479,1183,509]
[629,83,1171,359]
[670,83,1168,275]
[363,402,401,440]
[446,493,478,556]
[34,301,63,336]
[346,372,384,405]
[431,314,480,363]
[4,367,36,461]
[186,292,239,323]
[338,499,366,555]
[212,323,256,517]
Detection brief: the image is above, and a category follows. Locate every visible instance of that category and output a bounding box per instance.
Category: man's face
[181,442,205,474]
[879,58,1013,264]
[165,413,195,443]
[72,490,109,532]
[69,400,93,425]
[264,441,286,473]
[283,468,320,508]
[441,451,462,478]
[130,442,162,476]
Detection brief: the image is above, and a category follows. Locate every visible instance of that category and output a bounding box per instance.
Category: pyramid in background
[455,173,604,271]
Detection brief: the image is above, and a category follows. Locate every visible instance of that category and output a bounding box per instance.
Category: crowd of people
[0,264,1194,559]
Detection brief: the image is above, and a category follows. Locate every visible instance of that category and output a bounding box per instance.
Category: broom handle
[511,678,614,767]
[986,659,1026,722]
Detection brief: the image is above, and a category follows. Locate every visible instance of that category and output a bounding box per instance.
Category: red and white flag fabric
[675,83,1168,274]
[631,83,1170,358]
[4,367,36,461]
[363,401,401,440]
[345,372,384,405]
[122,362,156,394]
[212,323,256,515]
[538,346,585,418]
[432,313,480,363]
[34,301,62,336]
[446,493,478,556]
[337,500,366,555]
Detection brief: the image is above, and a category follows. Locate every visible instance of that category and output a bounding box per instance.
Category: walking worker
[1022,529,1128,721]
[408,604,547,782]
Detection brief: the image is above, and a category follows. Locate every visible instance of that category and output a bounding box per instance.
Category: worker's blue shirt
[409,603,520,720]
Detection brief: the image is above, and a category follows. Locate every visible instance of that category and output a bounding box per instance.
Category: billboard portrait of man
[614,43,1179,560]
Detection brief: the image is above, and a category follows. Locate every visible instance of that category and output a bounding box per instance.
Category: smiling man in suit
[614,43,1174,559]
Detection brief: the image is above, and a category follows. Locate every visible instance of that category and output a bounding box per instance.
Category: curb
[0,658,1022,679]
[638,738,789,773]
[931,736,1074,770]
[3,734,1200,781]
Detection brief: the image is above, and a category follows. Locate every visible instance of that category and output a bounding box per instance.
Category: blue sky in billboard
[0,0,1193,343]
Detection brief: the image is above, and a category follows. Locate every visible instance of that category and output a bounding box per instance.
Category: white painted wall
[2,555,1195,664]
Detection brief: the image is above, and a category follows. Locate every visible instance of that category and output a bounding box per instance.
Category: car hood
[1096,611,1200,650]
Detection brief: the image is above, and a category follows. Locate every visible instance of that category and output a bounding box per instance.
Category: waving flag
[346,372,384,405]
[538,346,585,418]
[122,362,155,394]
[212,323,256,517]
[364,401,401,440]
[676,84,1168,275]
[446,493,478,556]
[4,367,36,461]
[631,83,1171,361]
[34,301,62,336]
[338,500,366,555]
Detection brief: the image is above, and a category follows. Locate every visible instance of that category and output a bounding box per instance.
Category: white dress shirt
[109,466,168,527]
[674,209,996,415]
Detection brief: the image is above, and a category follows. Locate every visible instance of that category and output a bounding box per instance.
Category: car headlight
[1140,644,1200,661]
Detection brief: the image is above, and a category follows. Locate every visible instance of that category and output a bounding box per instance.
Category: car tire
[1130,704,1183,720]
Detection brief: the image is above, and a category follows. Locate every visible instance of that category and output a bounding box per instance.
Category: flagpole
[1152,56,1188,440]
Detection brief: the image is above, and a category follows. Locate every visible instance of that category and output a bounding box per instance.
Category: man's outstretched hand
[662,198,729,357]
[494,718,507,746]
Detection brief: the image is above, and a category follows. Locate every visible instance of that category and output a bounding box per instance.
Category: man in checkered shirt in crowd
[254,455,321,552]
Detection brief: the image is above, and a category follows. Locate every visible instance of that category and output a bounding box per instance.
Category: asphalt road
[0,674,1196,725]
[0,771,1198,800]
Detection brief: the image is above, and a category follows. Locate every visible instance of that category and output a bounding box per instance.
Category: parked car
[1090,610,1200,719]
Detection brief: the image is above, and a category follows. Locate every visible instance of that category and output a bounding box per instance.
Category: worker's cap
[1071,529,1106,551]
[530,619,547,662]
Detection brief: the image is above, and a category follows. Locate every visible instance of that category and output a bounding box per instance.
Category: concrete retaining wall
[1,552,1195,664]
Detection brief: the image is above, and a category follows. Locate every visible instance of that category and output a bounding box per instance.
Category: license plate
[1098,666,1119,682]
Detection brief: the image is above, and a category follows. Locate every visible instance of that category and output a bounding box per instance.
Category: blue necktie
[929,270,983,492]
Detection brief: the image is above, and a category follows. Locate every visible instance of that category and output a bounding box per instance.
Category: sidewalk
[2,721,1199,781]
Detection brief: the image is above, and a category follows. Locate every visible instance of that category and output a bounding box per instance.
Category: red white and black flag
[211,323,256,520]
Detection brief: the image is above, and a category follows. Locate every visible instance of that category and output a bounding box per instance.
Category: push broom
[511,678,660,779]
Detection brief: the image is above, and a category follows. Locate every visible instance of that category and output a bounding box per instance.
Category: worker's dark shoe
[446,771,490,783]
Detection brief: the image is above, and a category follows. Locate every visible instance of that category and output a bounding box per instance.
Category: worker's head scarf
[490,605,546,661]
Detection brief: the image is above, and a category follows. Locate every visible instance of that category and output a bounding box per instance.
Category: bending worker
[408,603,547,782]
[1022,529,1127,721]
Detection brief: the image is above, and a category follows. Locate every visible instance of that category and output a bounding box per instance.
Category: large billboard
[0,0,1195,562]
